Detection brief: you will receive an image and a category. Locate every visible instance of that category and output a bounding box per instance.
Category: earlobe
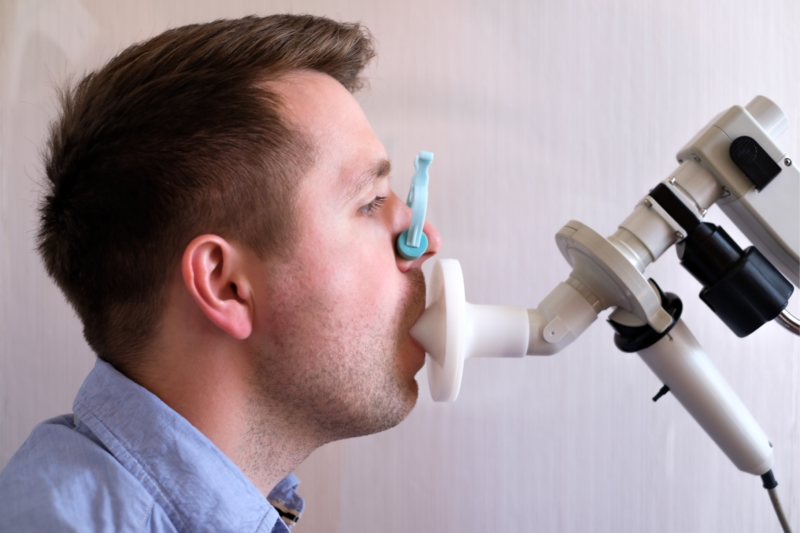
[181,235,253,340]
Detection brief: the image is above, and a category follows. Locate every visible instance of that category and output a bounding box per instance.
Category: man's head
[38,15,375,371]
[37,15,440,448]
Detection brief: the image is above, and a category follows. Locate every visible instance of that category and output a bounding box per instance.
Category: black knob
[729,136,781,191]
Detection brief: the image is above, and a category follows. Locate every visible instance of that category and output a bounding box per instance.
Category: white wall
[1,1,798,531]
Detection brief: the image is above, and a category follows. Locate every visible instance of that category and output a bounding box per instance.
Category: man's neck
[131,339,319,497]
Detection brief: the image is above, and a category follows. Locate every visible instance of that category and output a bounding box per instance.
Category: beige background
[1,1,798,531]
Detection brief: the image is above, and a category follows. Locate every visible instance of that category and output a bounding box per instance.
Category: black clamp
[649,182,701,236]
[608,279,682,353]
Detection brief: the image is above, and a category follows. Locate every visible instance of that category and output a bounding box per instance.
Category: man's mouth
[403,270,427,324]
[408,331,426,353]
[401,269,428,360]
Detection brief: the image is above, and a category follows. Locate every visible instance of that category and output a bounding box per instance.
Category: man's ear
[181,235,253,340]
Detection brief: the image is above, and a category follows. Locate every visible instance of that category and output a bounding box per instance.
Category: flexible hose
[762,470,792,532]
[767,488,791,532]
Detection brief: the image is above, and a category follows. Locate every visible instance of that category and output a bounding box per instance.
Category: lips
[408,331,426,354]
[400,270,428,368]
[406,285,427,338]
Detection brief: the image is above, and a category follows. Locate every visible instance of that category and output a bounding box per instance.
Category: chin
[402,376,420,414]
[380,390,418,434]
[407,377,420,404]
[384,371,420,427]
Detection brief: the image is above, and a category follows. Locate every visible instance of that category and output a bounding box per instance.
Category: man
[0,14,440,532]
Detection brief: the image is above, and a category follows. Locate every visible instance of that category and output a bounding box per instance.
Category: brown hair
[37,15,375,373]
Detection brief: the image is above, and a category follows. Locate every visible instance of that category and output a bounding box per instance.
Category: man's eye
[359,196,387,215]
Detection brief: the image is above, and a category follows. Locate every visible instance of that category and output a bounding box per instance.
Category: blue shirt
[0,359,304,532]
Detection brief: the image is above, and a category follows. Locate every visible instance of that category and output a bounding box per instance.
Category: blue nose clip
[396,151,433,260]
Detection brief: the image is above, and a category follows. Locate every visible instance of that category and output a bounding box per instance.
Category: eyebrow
[345,158,392,202]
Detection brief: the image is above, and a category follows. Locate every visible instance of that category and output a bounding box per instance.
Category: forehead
[268,71,387,199]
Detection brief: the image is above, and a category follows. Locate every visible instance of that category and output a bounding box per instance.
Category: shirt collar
[268,473,305,529]
[73,358,301,533]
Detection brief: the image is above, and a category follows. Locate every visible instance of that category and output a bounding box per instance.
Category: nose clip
[396,151,433,260]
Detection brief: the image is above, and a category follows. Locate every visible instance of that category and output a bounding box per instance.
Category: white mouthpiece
[411,259,529,402]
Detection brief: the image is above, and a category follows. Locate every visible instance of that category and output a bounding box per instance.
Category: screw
[669,177,676,185]
[785,157,792,167]
[644,199,652,207]
[692,155,701,163]
[700,208,708,216]
[675,231,684,240]
[678,159,684,164]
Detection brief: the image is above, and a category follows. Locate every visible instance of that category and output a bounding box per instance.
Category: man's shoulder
[0,414,176,532]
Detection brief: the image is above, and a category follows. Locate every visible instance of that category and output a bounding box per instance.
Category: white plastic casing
[556,221,672,332]
[612,96,798,287]
[526,281,598,356]
[613,161,723,270]
[635,318,774,475]
[676,96,799,286]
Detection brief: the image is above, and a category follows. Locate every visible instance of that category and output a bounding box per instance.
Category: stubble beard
[248,268,428,450]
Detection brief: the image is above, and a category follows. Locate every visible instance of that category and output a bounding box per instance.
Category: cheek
[315,212,400,305]
[262,201,405,333]
[343,223,403,299]
[272,239,397,323]
[328,246,397,315]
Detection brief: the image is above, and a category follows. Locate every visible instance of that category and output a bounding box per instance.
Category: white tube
[614,203,674,267]
[670,159,723,210]
[465,304,529,359]
[527,281,598,355]
[611,160,723,271]
[638,319,773,475]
